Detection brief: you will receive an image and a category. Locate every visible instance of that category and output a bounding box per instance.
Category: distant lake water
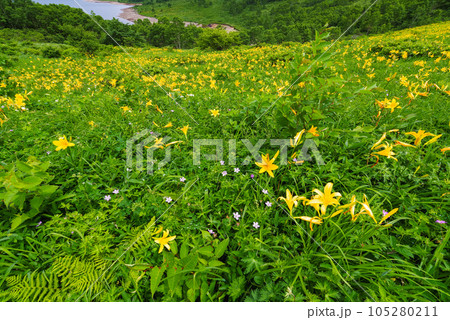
[32,0,133,24]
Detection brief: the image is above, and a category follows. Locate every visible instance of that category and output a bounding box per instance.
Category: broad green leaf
[16,161,33,173]
[198,246,214,257]
[181,254,198,271]
[38,185,58,196]
[166,262,179,295]
[214,238,229,258]
[30,196,43,211]
[170,240,178,255]
[15,192,26,211]
[124,263,153,271]
[180,242,189,259]
[11,214,31,231]
[4,191,18,207]
[11,175,42,189]
[208,260,225,267]
[150,264,166,298]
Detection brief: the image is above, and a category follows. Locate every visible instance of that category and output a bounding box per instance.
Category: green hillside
[135,0,449,42]
[0,19,449,301]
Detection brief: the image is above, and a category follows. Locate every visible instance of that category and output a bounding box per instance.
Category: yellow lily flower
[180,125,189,139]
[209,109,220,117]
[379,208,398,225]
[372,143,397,161]
[255,150,279,178]
[278,189,306,215]
[153,230,176,254]
[0,115,7,127]
[307,125,319,136]
[165,140,183,147]
[290,129,305,147]
[395,141,416,148]
[145,137,165,149]
[296,216,323,231]
[355,195,377,223]
[52,135,75,151]
[405,130,435,146]
[307,182,341,216]
[423,134,442,146]
[338,195,358,221]
[120,106,131,113]
[385,99,401,113]
[441,147,450,154]
[163,122,173,128]
[371,132,387,150]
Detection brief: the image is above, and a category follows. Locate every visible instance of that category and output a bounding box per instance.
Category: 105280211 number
[368,306,438,317]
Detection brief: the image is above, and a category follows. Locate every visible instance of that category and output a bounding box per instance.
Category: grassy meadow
[0,21,449,301]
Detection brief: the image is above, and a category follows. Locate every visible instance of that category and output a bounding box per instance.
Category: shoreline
[84,0,237,32]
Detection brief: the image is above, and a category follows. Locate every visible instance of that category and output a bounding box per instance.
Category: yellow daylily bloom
[329,209,344,219]
[0,115,7,127]
[145,137,165,149]
[355,195,377,223]
[296,216,323,231]
[153,230,176,254]
[152,226,163,235]
[120,106,131,113]
[278,189,306,215]
[379,208,398,225]
[180,125,189,139]
[385,99,401,113]
[307,125,319,136]
[395,140,416,148]
[405,130,435,146]
[338,195,358,220]
[52,135,75,151]
[290,129,305,147]
[307,182,342,216]
[423,134,442,146]
[371,132,387,150]
[165,140,183,147]
[441,147,450,154]
[163,122,173,128]
[407,92,416,100]
[372,143,397,161]
[209,109,220,117]
[156,105,163,114]
[255,150,279,178]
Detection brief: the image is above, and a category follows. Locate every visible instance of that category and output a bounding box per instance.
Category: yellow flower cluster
[279,183,399,231]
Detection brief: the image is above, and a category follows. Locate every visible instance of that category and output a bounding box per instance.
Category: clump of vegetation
[0,4,449,302]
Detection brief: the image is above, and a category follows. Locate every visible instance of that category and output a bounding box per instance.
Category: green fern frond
[123,217,158,253]
[52,256,109,295]
[6,272,62,302]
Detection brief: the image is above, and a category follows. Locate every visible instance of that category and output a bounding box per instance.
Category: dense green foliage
[0,0,230,51]
[1,0,449,53]
[138,0,450,43]
[0,20,449,301]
